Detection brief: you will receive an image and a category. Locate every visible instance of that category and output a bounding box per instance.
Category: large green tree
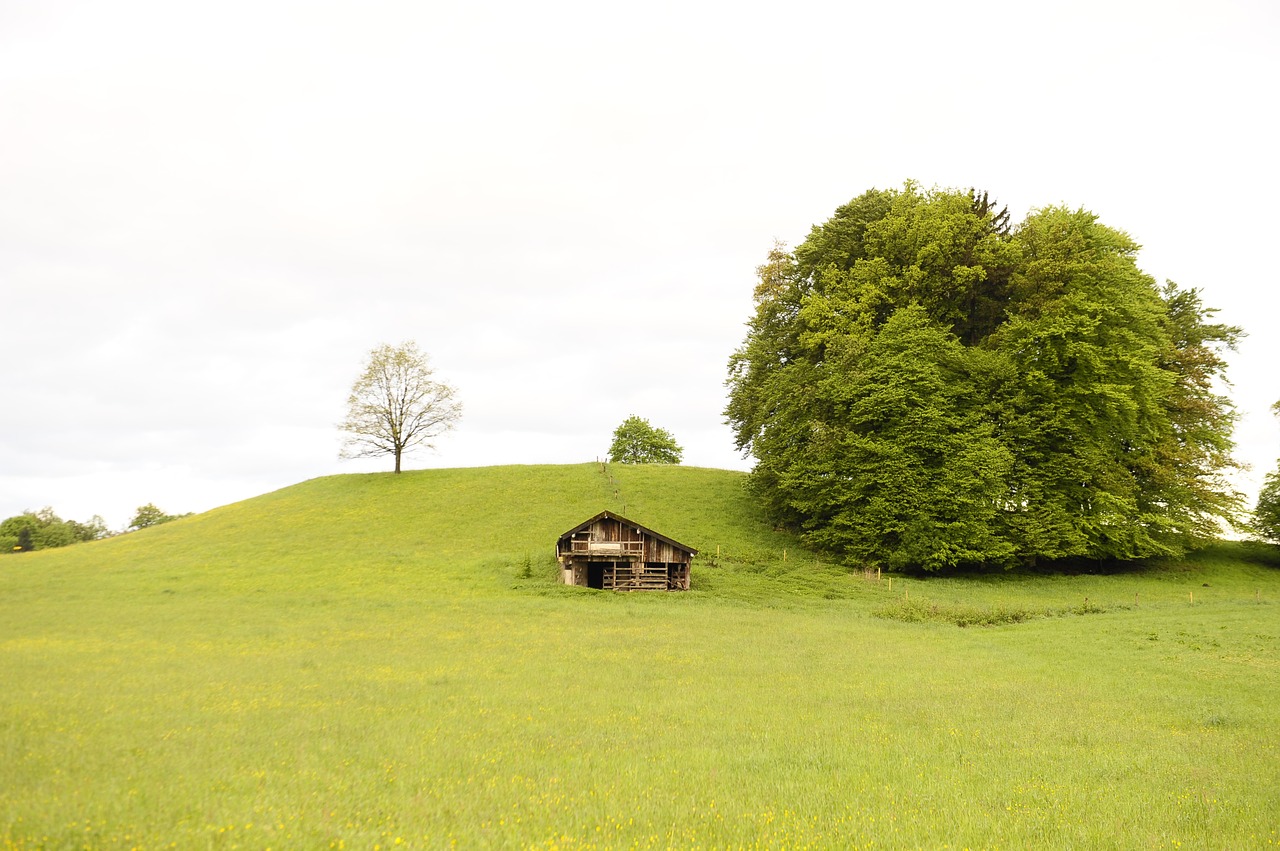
[726,183,1242,571]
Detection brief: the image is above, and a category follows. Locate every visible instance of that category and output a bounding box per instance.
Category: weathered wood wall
[557,513,694,591]
[557,516,693,564]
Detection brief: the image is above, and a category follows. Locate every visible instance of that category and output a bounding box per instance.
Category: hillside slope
[2,464,1278,848]
[5,461,1277,605]
[2,463,805,594]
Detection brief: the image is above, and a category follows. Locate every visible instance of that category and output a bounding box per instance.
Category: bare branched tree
[339,342,462,473]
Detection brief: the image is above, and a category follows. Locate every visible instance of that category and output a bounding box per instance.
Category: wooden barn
[556,511,696,591]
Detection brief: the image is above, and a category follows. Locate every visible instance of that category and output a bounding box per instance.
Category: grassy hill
[2,463,1278,848]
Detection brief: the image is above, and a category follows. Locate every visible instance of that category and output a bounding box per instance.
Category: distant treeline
[2,503,188,553]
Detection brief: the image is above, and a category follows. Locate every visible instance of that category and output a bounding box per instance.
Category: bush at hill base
[1256,467,1280,544]
[0,508,108,553]
[1254,400,1280,544]
[725,183,1242,572]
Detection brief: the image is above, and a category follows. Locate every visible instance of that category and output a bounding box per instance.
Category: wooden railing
[605,562,670,591]
[568,539,644,556]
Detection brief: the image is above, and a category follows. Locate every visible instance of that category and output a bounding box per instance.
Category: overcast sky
[2,0,1277,530]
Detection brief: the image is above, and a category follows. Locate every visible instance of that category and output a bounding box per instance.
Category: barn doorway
[587,562,607,589]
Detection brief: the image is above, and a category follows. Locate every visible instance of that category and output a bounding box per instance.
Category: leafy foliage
[1,507,109,553]
[726,183,1242,571]
[1254,400,1280,543]
[608,415,683,464]
[339,341,461,473]
[1256,472,1280,544]
[128,503,188,531]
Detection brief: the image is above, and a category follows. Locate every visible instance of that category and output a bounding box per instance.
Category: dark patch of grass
[879,540,1280,579]
[874,598,1041,626]
[874,597,1122,627]
[1236,540,1280,567]
[1064,599,1114,615]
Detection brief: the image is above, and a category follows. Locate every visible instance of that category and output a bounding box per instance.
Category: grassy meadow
[1,463,1278,849]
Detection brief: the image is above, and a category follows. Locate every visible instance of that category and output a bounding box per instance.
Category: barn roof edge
[558,510,698,555]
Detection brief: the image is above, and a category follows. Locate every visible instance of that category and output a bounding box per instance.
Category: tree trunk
[394,447,402,473]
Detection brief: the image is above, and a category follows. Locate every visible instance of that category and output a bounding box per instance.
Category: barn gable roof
[558,510,698,556]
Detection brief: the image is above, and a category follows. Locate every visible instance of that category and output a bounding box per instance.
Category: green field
[2,463,1278,849]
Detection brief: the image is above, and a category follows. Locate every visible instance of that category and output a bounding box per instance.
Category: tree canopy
[339,342,462,474]
[1254,400,1280,544]
[1,507,109,553]
[726,183,1242,571]
[129,503,188,531]
[608,416,683,464]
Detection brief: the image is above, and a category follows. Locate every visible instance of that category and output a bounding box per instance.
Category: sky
[2,0,1278,531]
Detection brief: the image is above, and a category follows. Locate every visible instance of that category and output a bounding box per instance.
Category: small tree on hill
[1257,471,1280,544]
[339,342,462,473]
[608,416,683,464]
[129,503,186,530]
[1255,400,1280,544]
